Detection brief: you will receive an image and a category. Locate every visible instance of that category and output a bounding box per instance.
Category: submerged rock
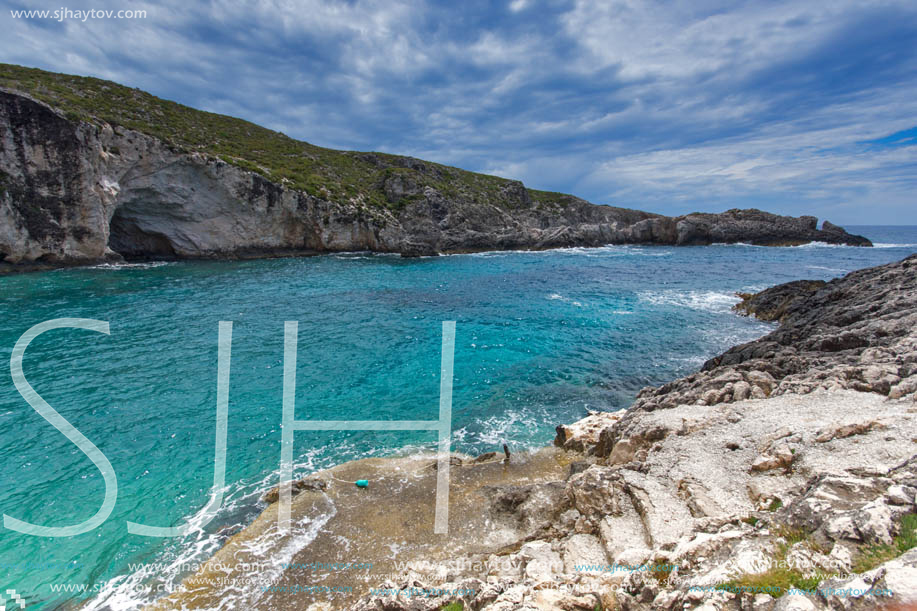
[260,477,328,504]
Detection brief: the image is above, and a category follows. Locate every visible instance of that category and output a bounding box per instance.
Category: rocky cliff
[0,66,871,270]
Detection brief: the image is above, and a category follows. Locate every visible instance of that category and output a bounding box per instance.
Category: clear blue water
[0,226,914,609]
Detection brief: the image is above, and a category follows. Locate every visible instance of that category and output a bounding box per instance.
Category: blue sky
[3,0,916,223]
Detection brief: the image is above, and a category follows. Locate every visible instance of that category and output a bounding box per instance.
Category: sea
[0,225,914,609]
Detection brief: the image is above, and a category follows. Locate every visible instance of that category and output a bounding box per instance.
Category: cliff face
[0,89,399,266]
[0,89,871,269]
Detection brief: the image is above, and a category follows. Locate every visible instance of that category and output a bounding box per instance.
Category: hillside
[0,64,870,269]
[0,63,564,210]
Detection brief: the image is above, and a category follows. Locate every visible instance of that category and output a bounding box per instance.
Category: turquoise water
[0,226,914,609]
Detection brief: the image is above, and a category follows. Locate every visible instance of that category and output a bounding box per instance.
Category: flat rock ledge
[349,391,916,611]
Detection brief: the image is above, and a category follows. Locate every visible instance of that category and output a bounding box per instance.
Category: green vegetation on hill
[0,63,566,210]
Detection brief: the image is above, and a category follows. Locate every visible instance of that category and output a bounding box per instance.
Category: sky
[2,0,916,224]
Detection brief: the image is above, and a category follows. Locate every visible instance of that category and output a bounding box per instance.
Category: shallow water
[0,225,913,609]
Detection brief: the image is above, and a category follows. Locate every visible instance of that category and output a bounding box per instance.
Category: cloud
[2,0,916,222]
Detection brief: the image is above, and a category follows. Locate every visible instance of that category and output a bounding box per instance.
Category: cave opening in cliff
[107,204,178,260]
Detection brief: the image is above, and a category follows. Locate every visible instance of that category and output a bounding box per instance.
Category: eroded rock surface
[631,255,917,414]
[342,391,915,611]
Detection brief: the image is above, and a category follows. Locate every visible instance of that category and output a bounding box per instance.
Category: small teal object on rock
[355,480,369,488]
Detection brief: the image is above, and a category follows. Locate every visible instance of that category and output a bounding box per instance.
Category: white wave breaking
[636,289,740,314]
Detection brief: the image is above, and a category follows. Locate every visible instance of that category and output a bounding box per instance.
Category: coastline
[0,75,872,272]
[4,9,915,610]
[0,238,876,277]
[137,254,917,611]
[1,237,903,278]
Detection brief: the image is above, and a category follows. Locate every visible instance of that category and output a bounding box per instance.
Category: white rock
[562,534,608,575]
[733,381,752,401]
[878,548,917,603]
[607,438,638,465]
[751,443,795,472]
[773,593,816,611]
[519,541,562,582]
[853,500,895,544]
[886,485,916,506]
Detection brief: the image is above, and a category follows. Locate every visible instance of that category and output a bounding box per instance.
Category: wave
[81,436,455,610]
[547,293,583,307]
[711,241,916,250]
[806,265,848,273]
[462,244,673,258]
[453,408,547,449]
[636,289,740,314]
[223,502,337,609]
[83,261,175,270]
[81,443,345,610]
[81,481,258,610]
[710,241,847,249]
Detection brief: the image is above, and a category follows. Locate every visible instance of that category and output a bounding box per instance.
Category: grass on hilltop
[0,63,570,211]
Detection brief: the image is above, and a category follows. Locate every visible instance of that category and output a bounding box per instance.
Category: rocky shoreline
[140,255,917,611]
[1,86,871,272]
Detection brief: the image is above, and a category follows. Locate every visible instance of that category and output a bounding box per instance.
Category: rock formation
[0,87,871,271]
[365,389,914,611]
[632,254,917,414]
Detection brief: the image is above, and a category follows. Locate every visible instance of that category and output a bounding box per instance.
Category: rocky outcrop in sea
[0,89,870,270]
[631,253,917,414]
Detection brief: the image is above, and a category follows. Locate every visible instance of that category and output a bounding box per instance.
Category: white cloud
[1,0,915,222]
[560,0,910,79]
[578,87,917,216]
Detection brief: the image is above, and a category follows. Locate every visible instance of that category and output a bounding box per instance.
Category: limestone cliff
[0,74,871,270]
